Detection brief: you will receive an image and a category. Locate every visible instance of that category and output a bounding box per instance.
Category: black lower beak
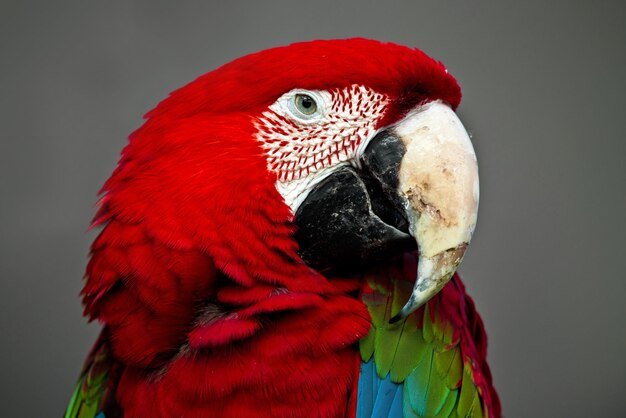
[294,130,414,270]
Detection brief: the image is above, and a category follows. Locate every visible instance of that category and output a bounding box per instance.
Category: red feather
[188,315,262,350]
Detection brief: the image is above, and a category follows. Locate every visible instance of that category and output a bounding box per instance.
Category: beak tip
[388,314,403,324]
[388,293,420,324]
[390,246,467,324]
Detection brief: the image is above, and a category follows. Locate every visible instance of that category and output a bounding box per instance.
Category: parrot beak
[294,101,478,321]
[382,101,479,322]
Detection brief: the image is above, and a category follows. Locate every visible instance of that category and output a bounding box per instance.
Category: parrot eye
[294,94,318,116]
[275,89,327,123]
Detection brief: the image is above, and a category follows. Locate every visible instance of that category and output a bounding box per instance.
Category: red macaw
[66,38,500,418]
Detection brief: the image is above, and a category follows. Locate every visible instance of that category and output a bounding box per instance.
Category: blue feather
[357,360,374,418]
[357,359,405,418]
[389,383,404,416]
[372,373,402,418]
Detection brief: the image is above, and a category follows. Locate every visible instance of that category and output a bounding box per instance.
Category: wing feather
[356,254,500,418]
[65,331,116,418]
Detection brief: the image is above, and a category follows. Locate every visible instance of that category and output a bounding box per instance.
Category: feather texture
[357,359,404,418]
[65,332,116,418]
[358,253,500,418]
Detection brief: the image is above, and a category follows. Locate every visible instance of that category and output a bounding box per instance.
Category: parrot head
[94,38,478,321]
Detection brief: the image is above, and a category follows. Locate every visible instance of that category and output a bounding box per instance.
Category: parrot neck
[86,216,373,416]
[112,274,372,417]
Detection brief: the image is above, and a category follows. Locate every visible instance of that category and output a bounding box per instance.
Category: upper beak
[362,101,479,322]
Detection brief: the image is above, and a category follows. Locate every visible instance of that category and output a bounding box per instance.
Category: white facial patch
[274,163,349,211]
[255,85,388,211]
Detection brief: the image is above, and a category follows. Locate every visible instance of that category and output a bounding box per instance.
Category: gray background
[1,1,624,416]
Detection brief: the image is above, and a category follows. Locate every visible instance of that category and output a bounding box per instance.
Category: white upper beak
[390,101,479,322]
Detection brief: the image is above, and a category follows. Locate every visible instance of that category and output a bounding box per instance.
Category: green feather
[389,322,423,382]
[360,327,375,362]
[444,347,463,389]
[457,367,478,418]
[422,304,434,343]
[435,347,456,378]
[374,323,403,377]
[65,333,112,418]
[65,372,106,418]
[435,389,460,418]
[469,391,484,418]
[431,310,445,342]
[359,267,488,418]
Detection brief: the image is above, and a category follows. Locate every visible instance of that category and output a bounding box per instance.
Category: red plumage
[77,39,495,417]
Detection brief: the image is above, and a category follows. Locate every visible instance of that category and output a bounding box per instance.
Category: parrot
[66,38,500,418]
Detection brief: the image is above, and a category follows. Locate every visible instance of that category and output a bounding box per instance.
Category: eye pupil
[294,94,318,116]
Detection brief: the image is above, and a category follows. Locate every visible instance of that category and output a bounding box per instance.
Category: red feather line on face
[78,39,464,417]
[256,85,387,182]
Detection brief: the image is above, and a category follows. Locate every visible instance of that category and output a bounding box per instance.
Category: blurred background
[1,1,624,416]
